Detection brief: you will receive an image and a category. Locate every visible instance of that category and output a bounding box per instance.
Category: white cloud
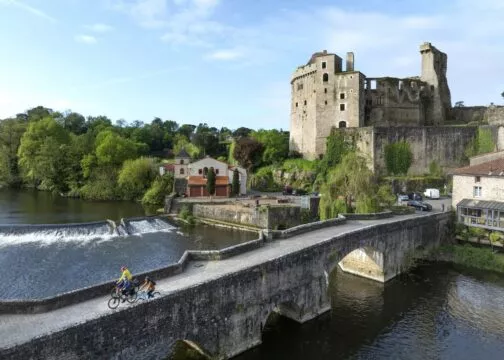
[74,35,98,44]
[86,23,114,33]
[205,49,244,61]
[0,0,56,22]
[108,0,169,28]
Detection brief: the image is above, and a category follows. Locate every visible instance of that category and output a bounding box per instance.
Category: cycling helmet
[145,276,150,282]
[121,266,127,272]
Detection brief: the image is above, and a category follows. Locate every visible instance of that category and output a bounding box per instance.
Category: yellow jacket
[118,268,132,283]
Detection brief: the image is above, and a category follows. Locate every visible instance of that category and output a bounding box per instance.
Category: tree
[206,167,216,196]
[94,131,139,167]
[501,91,504,100]
[118,157,158,200]
[17,116,71,191]
[454,101,465,108]
[0,118,27,186]
[317,129,354,181]
[233,127,252,138]
[61,112,87,135]
[251,129,289,166]
[320,152,376,211]
[142,173,174,205]
[232,169,240,196]
[233,137,264,172]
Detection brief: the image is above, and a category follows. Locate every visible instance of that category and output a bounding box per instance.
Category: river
[234,263,504,360]
[0,189,257,299]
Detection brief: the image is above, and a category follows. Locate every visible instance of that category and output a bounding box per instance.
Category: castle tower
[289,50,365,160]
[420,42,452,125]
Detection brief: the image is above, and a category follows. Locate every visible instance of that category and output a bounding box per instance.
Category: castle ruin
[289,42,452,159]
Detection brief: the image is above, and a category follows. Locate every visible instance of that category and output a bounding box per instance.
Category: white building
[172,150,247,197]
[453,158,504,230]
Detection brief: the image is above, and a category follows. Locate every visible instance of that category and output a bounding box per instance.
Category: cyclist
[116,266,134,299]
[140,276,157,299]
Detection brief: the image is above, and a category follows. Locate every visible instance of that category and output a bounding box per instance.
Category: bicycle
[107,283,139,309]
[136,290,161,301]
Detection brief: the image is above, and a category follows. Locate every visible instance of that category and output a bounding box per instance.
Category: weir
[0,216,175,247]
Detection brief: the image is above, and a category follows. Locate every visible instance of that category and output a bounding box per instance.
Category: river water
[235,263,504,360]
[0,189,257,299]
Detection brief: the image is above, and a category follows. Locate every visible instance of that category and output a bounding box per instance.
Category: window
[203,167,208,177]
[180,159,184,165]
[216,169,219,175]
[295,102,298,107]
[304,100,307,105]
[340,104,345,111]
[322,62,327,69]
[297,83,303,91]
[180,168,185,175]
[338,121,347,128]
[322,73,329,82]
[340,93,345,99]
[325,100,327,105]
[324,88,327,93]
[198,169,202,175]
[473,186,482,197]
[475,176,481,183]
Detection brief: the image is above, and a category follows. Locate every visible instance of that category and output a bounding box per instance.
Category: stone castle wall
[339,126,504,175]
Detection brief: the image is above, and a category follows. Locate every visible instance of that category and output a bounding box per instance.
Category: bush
[320,197,348,220]
[118,157,157,200]
[179,205,191,220]
[141,173,174,205]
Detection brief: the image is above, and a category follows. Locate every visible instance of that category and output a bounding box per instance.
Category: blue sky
[0,0,503,130]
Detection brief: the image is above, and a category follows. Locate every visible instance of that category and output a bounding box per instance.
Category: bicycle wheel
[108,297,120,309]
[152,291,161,297]
[127,291,138,303]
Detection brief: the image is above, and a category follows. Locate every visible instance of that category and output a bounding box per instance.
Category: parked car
[398,194,410,202]
[406,200,432,211]
[424,188,440,199]
[408,192,423,201]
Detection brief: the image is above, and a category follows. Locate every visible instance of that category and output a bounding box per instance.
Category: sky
[0,0,503,130]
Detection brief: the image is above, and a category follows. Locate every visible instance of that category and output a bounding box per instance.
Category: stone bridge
[0,212,451,360]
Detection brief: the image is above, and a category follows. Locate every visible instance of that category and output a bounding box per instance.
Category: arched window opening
[180,159,184,165]
[338,121,347,128]
[323,73,329,82]
[203,167,209,177]
[180,168,185,175]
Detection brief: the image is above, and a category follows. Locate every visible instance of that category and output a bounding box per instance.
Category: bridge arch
[326,246,385,283]
[260,301,303,333]
[168,339,212,360]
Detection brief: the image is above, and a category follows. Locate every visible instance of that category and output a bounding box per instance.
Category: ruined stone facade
[290,42,452,159]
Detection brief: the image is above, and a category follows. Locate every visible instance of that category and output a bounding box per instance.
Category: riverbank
[430,243,504,273]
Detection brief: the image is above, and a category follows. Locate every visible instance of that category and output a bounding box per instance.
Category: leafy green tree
[95,131,139,167]
[251,129,289,166]
[118,157,158,200]
[384,141,412,175]
[142,173,174,205]
[173,134,200,159]
[206,167,216,196]
[0,118,27,186]
[233,137,264,172]
[61,112,87,135]
[17,116,71,190]
[376,184,396,208]
[25,106,53,122]
[320,152,375,211]
[233,127,252,138]
[232,169,240,196]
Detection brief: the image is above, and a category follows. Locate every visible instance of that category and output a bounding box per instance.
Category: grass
[436,244,504,273]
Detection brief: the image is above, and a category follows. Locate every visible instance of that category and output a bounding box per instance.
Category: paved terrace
[0,211,436,351]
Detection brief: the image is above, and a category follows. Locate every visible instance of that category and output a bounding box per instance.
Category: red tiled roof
[453,159,504,176]
[188,176,229,186]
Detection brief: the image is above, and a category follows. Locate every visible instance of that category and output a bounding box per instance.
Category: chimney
[346,52,354,72]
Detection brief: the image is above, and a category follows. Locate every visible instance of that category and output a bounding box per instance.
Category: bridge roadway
[0,211,432,353]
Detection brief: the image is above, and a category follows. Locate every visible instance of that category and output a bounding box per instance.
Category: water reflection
[235,263,504,360]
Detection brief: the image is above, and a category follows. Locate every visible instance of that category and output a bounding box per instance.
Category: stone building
[452,158,504,231]
[290,42,452,159]
[167,149,248,197]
